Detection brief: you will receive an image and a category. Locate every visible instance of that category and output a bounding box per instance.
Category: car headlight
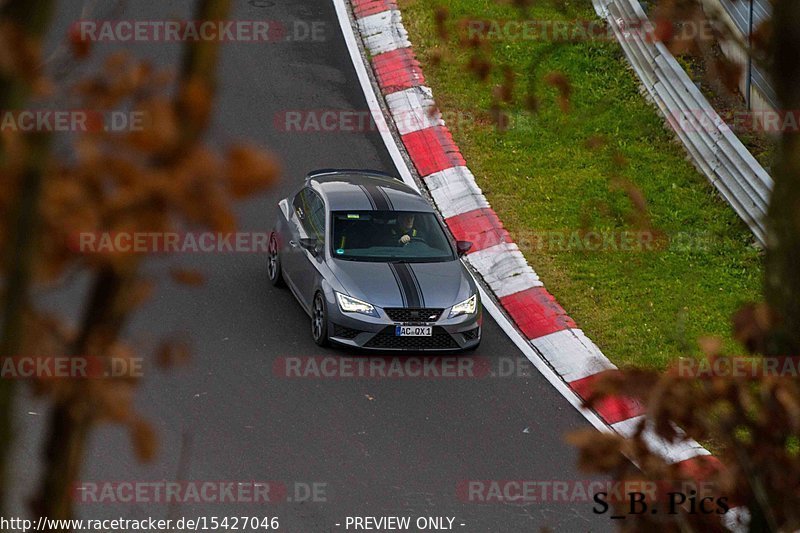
[449,294,477,318]
[336,292,378,317]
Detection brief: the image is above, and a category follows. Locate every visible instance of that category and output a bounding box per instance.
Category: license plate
[395,325,432,337]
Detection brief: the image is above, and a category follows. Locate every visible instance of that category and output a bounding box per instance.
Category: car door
[300,189,327,306]
[284,187,326,309]
[282,188,310,302]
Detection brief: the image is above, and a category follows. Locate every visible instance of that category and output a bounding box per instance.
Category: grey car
[268,169,482,351]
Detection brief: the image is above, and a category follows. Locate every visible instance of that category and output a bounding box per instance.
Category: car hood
[330,259,475,310]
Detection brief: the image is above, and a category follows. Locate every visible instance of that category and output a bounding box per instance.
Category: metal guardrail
[593,0,773,245]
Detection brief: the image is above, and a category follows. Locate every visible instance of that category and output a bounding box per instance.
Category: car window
[293,188,325,241]
[292,188,307,221]
[331,210,455,263]
[307,192,325,241]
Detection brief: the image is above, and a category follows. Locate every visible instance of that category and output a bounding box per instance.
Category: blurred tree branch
[32,0,240,522]
[0,0,56,517]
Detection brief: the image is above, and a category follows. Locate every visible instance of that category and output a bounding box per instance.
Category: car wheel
[311,292,329,346]
[268,232,285,287]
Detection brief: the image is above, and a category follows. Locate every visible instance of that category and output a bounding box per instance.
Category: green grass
[400,0,763,369]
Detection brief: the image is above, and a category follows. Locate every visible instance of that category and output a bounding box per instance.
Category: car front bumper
[326,298,482,352]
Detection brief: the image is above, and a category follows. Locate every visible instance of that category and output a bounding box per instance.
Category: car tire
[311,292,329,347]
[268,232,285,287]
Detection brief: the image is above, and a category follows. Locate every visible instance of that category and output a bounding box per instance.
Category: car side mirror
[456,241,473,257]
[299,237,321,256]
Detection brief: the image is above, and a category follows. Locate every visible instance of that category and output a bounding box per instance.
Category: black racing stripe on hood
[358,185,377,209]
[388,263,408,307]
[391,263,421,308]
[375,185,394,210]
[362,183,391,211]
[406,264,426,307]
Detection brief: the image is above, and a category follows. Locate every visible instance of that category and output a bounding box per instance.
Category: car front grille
[364,326,460,350]
[332,324,361,339]
[384,308,444,323]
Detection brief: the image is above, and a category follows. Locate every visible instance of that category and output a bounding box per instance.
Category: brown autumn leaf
[544,71,571,113]
[225,144,281,199]
[127,98,181,153]
[489,104,510,133]
[503,66,516,102]
[524,93,540,114]
[169,268,206,287]
[179,76,214,130]
[127,280,155,309]
[104,50,131,73]
[650,16,675,43]
[588,369,660,404]
[428,48,444,67]
[0,128,28,177]
[751,18,772,55]
[467,54,492,81]
[566,429,627,472]
[18,315,72,388]
[585,135,606,150]
[710,55,743,95]
[611,151,629,169]
[499,66,515,103]
[608,177,650,227]
[511,0,534,11]
[68,24,92,59]
[731,303,778,354]
[626,186,648,218]
[155,338,192,369]
[434,7,449,40]
[457,21,485,50]
[0,21,41,82]
[775,388,800,431]
[91,379,135,423]
[130,417,158,463]
[207,203,238,234]
[425,105,441,120]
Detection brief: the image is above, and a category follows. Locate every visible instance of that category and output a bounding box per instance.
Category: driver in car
[391,213,420,246]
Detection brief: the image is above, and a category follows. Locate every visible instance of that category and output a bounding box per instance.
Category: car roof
[305,169,434,212]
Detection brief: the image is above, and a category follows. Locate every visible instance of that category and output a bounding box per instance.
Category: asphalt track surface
[10,1,612,530]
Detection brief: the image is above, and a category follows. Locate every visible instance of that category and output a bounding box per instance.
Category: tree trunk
[34,265,132,520]
[0,0,55,516]
[765,0,800,355]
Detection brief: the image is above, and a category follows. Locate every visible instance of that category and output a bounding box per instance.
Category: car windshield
[331,210,455,262]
